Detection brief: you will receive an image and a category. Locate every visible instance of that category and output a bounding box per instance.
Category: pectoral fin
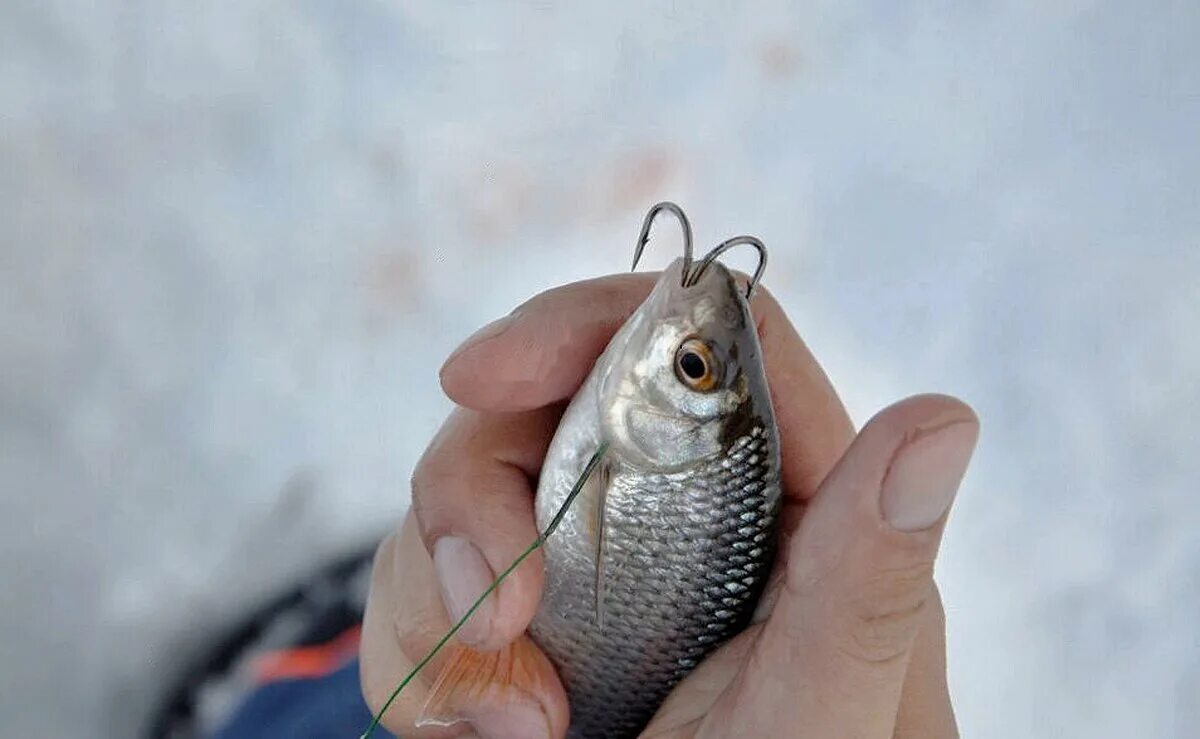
[416,636,558,728]
[592,458,612,631]
[361,443,610,739]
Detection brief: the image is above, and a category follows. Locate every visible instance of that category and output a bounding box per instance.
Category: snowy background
[2,1,1197,737]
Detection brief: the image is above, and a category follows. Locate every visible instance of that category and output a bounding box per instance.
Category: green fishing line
[360,442,610,739]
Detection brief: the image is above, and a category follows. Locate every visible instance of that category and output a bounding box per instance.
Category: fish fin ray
[416,636,552,728]
[593,458,612,631]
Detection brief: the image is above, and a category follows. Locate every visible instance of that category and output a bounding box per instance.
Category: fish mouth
[632,201,767,300]
[650,258,752,336]
[656,255,759,316]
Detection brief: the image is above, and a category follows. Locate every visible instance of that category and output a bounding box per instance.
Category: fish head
[597,257,772,471]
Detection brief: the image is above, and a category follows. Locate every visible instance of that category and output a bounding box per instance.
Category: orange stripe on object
[252,625,362,684]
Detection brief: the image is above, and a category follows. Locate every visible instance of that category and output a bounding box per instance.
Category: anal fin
[416,636,556,728]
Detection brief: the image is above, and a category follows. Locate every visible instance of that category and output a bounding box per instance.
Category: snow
[2,1,1197,736]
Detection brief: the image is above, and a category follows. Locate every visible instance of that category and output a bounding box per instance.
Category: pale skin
[360,272,979,739]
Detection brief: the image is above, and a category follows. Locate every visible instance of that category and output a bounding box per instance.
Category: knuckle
[409,452,456,541]
[409,459,436,518]
[835,559,934,665]
[409,427,460,517]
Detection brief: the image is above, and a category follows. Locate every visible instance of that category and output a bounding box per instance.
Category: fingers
[360,519,463,737]
[439,272,854,501]
[410,405,562,650]
[893,586,959,738]
[361,514,569,738]
[426,277,962,739]
[714,394,978,738]
[751,284,856,497]
[439,274,658,411]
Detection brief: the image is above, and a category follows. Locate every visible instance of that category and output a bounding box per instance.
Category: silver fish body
[529,258,781,738]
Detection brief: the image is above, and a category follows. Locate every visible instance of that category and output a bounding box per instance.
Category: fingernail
[881,420,978,532]
[463,702,551,739]
[443,313,519,367]
[433,536,496,646]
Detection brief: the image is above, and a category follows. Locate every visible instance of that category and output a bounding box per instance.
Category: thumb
[712,394,978,738]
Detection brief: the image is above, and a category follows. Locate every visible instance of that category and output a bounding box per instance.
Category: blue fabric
[211,658,395,739]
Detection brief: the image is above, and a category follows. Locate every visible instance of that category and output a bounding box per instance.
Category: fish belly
[530,426,779,739]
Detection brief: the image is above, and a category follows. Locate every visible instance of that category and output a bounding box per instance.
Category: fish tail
[416,636,557,728]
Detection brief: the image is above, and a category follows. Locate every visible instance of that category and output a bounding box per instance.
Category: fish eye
[674,338,720,392]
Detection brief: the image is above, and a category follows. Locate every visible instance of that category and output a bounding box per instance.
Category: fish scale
[530,426,780,738]
[525,251,780,738]
[360,212,779,739]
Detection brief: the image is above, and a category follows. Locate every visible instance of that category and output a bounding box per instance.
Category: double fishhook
[630,201,767,300]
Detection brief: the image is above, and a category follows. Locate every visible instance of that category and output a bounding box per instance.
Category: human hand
[360,273,977,738]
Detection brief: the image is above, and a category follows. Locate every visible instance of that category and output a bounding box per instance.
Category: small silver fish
[417,209,780,739]
[529,251,781,738]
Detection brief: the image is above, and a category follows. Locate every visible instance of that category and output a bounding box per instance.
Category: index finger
[439,272,854,500]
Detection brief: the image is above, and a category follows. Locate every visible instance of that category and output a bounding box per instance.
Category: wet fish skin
[529,258,781,738]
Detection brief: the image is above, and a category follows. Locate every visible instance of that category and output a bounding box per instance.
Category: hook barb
[632,201,693,285]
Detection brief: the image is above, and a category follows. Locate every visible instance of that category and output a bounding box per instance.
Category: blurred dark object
[147,546,385,739]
